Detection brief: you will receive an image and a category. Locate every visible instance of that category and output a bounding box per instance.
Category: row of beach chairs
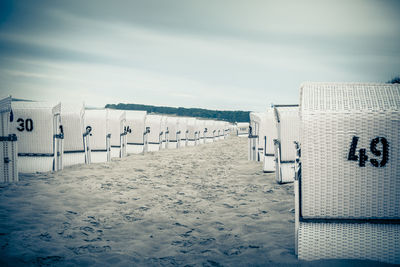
[0,98,233,181]
[248,82,400,264]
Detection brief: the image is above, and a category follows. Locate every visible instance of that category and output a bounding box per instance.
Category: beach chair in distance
[161,116,168,149]
[186,118,198,146]
[273,105,299,183]
[204,121,215,144]
[61,103,90,166]
[107,109,127,158]
[178,117,188,147]
[85,109,111,163]
[12,101,64,173]
[166,117,180,149]
[0,96,18,182]
[197,120,206,145]
[249,112,266,161]
[263,108,277,172]
[126,110,147,154]
[236,122,249,137]
[146,114,163,152]
[295,82,400,264]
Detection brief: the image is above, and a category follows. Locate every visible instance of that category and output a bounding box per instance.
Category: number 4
[348,136,368,167]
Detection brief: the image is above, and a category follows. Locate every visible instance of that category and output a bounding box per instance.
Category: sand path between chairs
[2,136,382,266]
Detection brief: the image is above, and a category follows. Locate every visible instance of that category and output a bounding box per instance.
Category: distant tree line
[388,76,400,84]
[105,103,250,123]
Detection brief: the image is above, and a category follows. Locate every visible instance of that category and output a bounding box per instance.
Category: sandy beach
[0,137,392,266]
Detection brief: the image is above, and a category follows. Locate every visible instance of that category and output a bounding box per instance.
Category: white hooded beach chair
[107,109,127,158]
[197,120,206,145]
[224,122,230,139]
[249,112,266,161]
[145,114,163,152]
[0,96,18,182]
[204,120,215,143]
[295,82,400,264]
[61,103,91,167]
[178,117,188,147]
[12,101,64,173]
[263,108,277,172]
[85,109,111,163]
[215,121,223,140]
[273,105,299,183]
[186,118,198,146]
[229,124,237,137]
[161,116,168,149]
[194,119,202,145]
[236,122,249,137]
[126,111,147,154]
[166,117,180,149]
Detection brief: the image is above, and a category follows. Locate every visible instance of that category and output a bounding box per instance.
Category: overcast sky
[0,0,399,111]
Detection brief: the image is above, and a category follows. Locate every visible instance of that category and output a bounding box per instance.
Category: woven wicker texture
[0,97,12,138]
[300,83,400,219]
[12,102,58,154]
[85,109,109,151]
[126,110,146,144]
[147,143,161,152]
[0,96,12,114]
[126,144,144,154]
[90,151,108,163]
[63,153,86,167]
[1,98,17,182]
[1,140,18,182]
[61,103,85,152]
[18,157,54,173]
[298,222,400,264]
[146,115,163,143]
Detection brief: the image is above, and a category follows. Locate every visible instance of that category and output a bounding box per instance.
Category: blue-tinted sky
[0,0,399,111]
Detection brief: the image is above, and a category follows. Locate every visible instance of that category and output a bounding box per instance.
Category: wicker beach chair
[236,122,249,137]
[0,96,18,182]
[12,101,64,173]
[85,109,111,163]
[273,105,300,183]
[61,103,91,166]
[125,110,147,154]
[146,115,163,151]
[295,82,400,264]
[186,118,198,146]
[263,108,276,172]
[160,116,168,149]
[108,109,127,158]
[249,113,263,161]
[166,117,180,149]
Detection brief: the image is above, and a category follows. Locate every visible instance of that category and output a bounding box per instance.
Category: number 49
[348,136,389,167]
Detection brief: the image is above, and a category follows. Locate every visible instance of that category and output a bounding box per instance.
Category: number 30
[16,118,34,132]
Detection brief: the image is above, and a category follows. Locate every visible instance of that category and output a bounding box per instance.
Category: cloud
[1,0,399,111]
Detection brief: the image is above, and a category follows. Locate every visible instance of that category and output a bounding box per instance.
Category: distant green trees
[105,103,250,123]
[388,76,400,84]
